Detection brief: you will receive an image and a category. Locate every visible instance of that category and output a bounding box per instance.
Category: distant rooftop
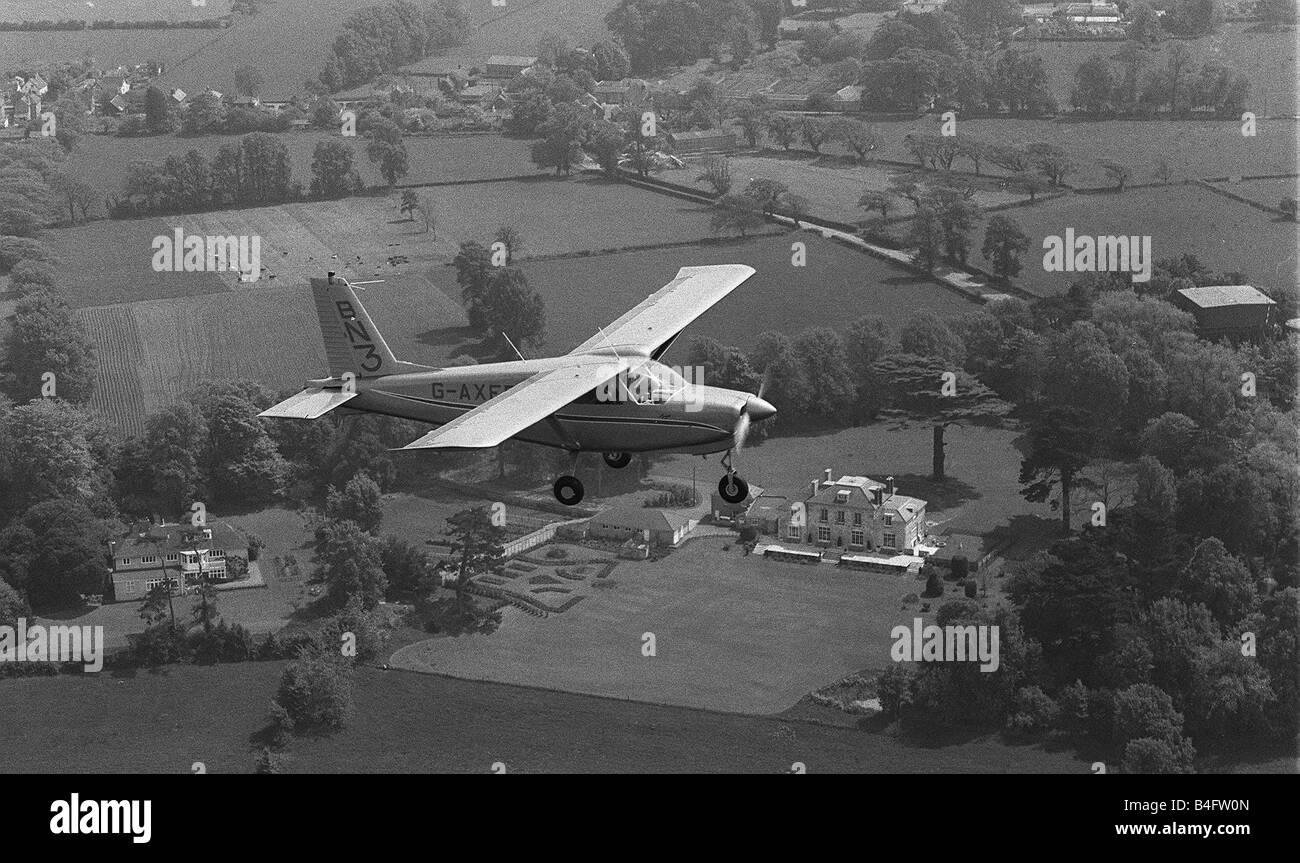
[1176,285,1276,308]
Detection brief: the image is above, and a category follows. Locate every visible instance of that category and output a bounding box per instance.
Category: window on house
[209,549,225,559]
[884,515,893,526]
[787,524,801,539]
[145,578,163,591]
[883,532,896,548]
[119,558,131,566]
[835,510,845,524]
[817,525,831,542]
[165,553,179,562]
[141,555,158,564]
[850,529,864,547]
[852,512,862,526]
[819,508,828,522]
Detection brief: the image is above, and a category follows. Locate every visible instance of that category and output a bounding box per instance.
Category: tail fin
[310,273,424,378]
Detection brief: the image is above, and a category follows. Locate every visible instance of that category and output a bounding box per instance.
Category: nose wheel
[553,475,584,506]
[717,450,749,504]
[602,451,632,469]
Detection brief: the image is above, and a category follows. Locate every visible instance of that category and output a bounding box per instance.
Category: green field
[0,660,1085,773]
[1210,175,1299,210]
[75,273,462,436]
[1020,22,1298,122]
[48,176,727,307]
[524,230,979,355]
[791,116,1298,189]
[685,152,1024,224]
[1003,183,1300,296]
[63,132,537,197]
[1,0,619,100]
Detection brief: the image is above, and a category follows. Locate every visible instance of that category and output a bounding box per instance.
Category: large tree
[1019,405,1097,533]
[874,353,1010,480]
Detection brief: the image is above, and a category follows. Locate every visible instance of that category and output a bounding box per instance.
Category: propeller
[732,371,776,452]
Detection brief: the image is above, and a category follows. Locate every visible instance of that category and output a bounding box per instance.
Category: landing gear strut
[718,450,749,504]
[602,451,632,469]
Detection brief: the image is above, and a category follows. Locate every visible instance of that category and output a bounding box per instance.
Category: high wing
[399,356,627,451]
[568,264,756,357]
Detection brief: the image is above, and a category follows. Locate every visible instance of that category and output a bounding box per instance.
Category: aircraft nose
[746,396,777,422]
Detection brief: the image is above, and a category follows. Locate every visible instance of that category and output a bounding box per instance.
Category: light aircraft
[260,266,776,506]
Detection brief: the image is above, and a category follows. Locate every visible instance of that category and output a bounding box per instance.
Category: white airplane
[260,266,776,506]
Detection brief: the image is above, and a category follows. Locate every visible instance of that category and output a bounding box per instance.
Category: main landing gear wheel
[718,474,749,504]
[602,452,632,469]
[553,475,585,506]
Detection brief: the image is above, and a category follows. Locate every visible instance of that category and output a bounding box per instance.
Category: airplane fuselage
[319,357,750,455]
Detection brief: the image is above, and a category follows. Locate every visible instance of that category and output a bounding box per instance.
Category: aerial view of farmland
[0,0,1296,805]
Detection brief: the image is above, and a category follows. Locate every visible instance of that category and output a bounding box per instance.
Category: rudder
[311,273,405,378]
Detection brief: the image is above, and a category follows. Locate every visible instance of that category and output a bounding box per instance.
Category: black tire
[553,475,585,506]
[602,452,632,469]
[718,475,749,504]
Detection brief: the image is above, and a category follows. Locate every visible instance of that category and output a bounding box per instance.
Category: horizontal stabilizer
[259,388,357,419]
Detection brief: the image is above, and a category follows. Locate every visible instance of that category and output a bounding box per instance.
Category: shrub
[1005,686,1060,738]
[270,650,355,733]
[1121,736,1196,774]
[962,578,978,599]
[1114,683,1185,746]
[876,665,916,719]
[922,567,944,598]
[951,554,969,581]
[1056,680,1091,737]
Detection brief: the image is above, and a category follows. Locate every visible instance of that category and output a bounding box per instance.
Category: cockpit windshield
[622,362,688,405]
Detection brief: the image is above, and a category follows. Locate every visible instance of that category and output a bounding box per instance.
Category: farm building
[1062,2,1121,23]
[458,84,503,106]
[108,522,249,603]
[1173,285,1277,341]
[485,56,538,81]
[833,85,864,111]
[585,507,695,547]
[593,79,649,107]
[666,129,737,154]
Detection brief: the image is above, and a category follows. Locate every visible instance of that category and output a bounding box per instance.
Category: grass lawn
[0,660,1088,773]
[394,535,961,714]
[1003,183,1299,296]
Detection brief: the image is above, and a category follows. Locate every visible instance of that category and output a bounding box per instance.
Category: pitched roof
[881,495,926,521]
[591,507,690,532]
[116,522,244,556]
[1176,285,1276,308]
[487,55,538,67]
[807,475,885,507]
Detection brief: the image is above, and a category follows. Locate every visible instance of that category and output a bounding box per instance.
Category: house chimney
[824,468,832,485]
[871,487,883,506]
[327,271,335,284]
[887,475,895,497]
[810,480,818,497]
